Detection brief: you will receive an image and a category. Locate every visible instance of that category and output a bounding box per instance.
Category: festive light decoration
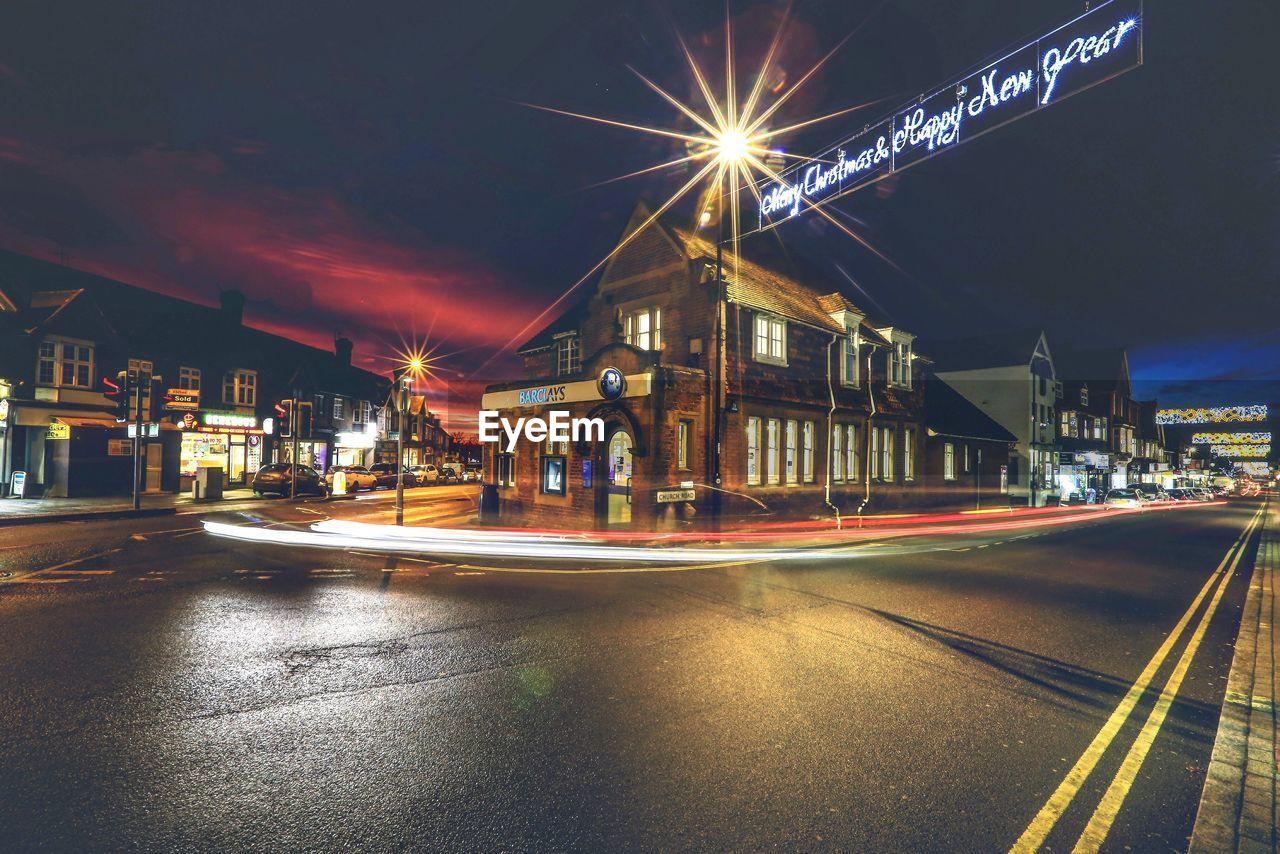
[1237,462,1272,476]
[1156,405,1268,424]
[752,0,1142,231]
[1192,432,1271,444]
[1209,444,1270,459]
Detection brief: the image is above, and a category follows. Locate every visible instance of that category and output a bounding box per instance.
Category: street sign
[164,390,199,411]
[46,420,70,440]
[656,488,696,503]
[750,0,1142,233]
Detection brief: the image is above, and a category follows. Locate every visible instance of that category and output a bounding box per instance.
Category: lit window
[802,421,815,483]
[846,424,858,482]
[1000,465,1009,493]
[785,420,798,484]
[880,427,894,481]
[37,337,93,388]
[963,444,971,473]
[833,425,844,481]
[944,443,956,480]
[178,366,201,391]
[870,427,880,479]
[753,314,787,365]
[677,420,691,469]
[353,401,370,424]
[333,397,345,420]
[557,336,581,375]
[841,326,859,386]
[766,418,780,485]
[903,428,914,481]
[746,417,760,485]
[624,308,662,351]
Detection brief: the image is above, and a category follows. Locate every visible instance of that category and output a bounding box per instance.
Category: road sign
[749,0,1143,234]
[46,420,70,440]
[656,488,696,503]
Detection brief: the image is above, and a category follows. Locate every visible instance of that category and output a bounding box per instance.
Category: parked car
[1129,484,1168,503]
[439,466,460,484]
[1192,487,1214,501]
[410,464,440,484]
[460,464,483,482]
[368,463,419,489]
[252,463,328,497]
[325,465,378,492]
[1103,488,1145,509]
[1166,488,1200,502]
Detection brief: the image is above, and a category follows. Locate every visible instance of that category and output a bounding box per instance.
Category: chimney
[219,289,245,326]
[335,337,353,368]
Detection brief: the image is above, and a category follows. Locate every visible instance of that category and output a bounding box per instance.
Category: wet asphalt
[0,491,1264,852]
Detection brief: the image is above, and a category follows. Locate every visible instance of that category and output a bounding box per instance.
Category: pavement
[0,482,475,526]
[1190,497,1279,852]
[0,492,1272,851]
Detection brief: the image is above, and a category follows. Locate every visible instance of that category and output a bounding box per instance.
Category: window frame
[944,443,957,480]
[746,417,761,486]
[556,335,581,376]
[765,418,780,485]
[840,326,860,387]
[37,336,94,389]
[752,313,787,366]
[178,366,201,391]
[889,341,913,389]
[903,428,915,482]
[623,307,662,351]
[802,421,815,483]
[677,419,692,470]
[784,419,798,485]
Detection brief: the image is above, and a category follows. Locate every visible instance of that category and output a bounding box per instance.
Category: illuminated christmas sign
[1191,432,1271,444]
[1209,444,1270,459]
[752,0,1142,231]
[1156,405,1268,425]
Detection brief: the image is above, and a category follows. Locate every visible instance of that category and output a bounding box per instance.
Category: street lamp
[396,375,410,526]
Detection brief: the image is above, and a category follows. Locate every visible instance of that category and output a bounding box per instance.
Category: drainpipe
[859,345,878,526]
[823,332,841,528]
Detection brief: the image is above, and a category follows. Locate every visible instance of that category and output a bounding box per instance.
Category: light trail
[202,501,1223,566]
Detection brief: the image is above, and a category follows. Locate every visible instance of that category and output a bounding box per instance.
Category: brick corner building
[482,202,928,530]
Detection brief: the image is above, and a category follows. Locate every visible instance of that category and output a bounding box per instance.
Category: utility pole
[975,446,982,511]
[131,369,142,510]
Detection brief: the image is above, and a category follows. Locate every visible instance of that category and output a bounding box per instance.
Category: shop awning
[15,406,117,428]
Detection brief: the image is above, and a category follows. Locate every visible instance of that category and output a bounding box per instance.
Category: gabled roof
[926,379,1018,443]
[516,297,590,354]
[1054,346,1129,386]
[926,330,1050,373]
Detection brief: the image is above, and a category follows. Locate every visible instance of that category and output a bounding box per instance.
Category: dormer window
[556,336,581,376]
[753,313,787,366]
[841,325,860,386]
[889,340,912,389]
[37,337,93,388]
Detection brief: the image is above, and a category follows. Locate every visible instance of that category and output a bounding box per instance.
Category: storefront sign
[481,371,653,410]
[0,398,9,431]
[164,390,200,412]
[656,488,696,503]
[46,420,70,440]
[335,430,377,449]
[582,459,593,488]
[204,412,257,429]
[10,470,26,497]
[107,439,133,456]
[751,0,1142,232]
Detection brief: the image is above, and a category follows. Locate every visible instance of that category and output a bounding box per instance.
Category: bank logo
[598,367,625,401]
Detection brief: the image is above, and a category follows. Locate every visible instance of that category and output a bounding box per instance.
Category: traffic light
[276,400,293,437]
[105,371,130,422]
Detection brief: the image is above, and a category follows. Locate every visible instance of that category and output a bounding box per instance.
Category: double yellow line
[1010,500,1268,853]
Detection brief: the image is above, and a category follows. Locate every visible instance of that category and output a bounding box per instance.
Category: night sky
[1,1,1276,423]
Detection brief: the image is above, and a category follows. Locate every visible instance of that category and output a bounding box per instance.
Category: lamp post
[395,375,410,526]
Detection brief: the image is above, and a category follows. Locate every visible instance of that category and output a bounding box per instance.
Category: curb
[0,506,178,528]
[1190,498,1278,852]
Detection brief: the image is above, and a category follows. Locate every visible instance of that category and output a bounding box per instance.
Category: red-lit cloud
[0,139,535,429]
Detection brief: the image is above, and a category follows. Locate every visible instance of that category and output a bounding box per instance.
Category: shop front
[277,439,330,473]
[1056,451,1114,503]
[177,410,265,488]
[334,427,377,468]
